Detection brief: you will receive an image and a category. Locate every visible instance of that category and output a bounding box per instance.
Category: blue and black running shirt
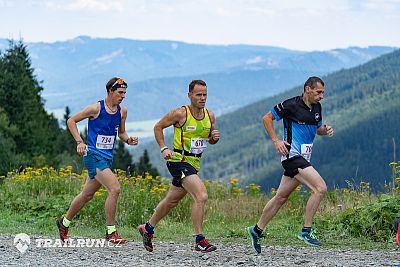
[271,95,323,162]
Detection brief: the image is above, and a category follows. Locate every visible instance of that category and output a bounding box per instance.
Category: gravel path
[1,234,399,266]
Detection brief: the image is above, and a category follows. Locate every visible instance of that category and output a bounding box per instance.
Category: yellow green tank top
[169,106,212,170]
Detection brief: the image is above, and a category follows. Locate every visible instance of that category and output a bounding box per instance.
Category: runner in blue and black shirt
[247,76,334,253]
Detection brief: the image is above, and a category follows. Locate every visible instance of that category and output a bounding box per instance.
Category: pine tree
[56,106,78,157]
[0,40,62,167]
[0,108,19,174]
[61,106,71,128]
[133,149,159,177]
[113,139,134,172]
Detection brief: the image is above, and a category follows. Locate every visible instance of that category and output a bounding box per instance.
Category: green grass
[0,207,396,250]
[1,166,400,251]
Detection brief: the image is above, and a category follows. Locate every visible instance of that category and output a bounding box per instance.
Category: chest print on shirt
[315,113,320,122]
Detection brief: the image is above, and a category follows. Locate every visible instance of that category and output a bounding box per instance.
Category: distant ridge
[0,37,395,121]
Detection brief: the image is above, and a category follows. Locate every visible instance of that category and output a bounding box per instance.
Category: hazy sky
[1,0,400,51]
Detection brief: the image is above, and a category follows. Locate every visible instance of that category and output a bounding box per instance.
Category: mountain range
[0,37,395,121]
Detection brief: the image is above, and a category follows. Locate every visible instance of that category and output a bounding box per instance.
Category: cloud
[171,43,178,50]
[46,0,123,12]
[96,49,123,64]
[246,56,263,65]
[348,0,400,12]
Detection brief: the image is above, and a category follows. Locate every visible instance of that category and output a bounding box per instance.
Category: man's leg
[181,174,207,235]
[56,178,102,242]
[256,175,300,229]
[148,185,187,227]
[295,166,327,227]
[247,175,299,253]
[94,168,128,243]
[182,174,216,252]
[93,168,121,225]
[65,178,102,220]
[294,166,327,246]
[138,184,187,252]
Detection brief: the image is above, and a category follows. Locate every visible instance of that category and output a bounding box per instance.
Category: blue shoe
[247,226,262,253]
[297,229,322,246]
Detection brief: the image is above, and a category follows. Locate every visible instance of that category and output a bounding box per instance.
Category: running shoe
[55,217,69,243]
[297,228,322,246]
[247,226,262,253]
[105,231,128,245]
[137,224,154,252]
[195,238,217,252]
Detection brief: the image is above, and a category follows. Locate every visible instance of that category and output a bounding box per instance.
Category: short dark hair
[106,77,119,93]
[189,80,207,93]
[304,76,324,91]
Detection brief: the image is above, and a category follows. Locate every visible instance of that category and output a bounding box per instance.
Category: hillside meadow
[1,163,399,249]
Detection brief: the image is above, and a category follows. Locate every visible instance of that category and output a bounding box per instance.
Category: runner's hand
[126,136,139,145]
[273,140,290,156]
[77,143,87,156]
[325,124,334,137]
[210,129,220,142]
[162,148,174,160]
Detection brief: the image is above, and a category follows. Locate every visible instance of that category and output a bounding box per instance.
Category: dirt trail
[1,234,399,266]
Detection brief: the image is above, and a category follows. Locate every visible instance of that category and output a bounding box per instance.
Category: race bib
[96,135,115,149]
[190,138,207,154]
[301,144,313,162]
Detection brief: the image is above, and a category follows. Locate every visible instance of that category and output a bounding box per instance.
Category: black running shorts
[281,155,311,178]
[166,161,198,187]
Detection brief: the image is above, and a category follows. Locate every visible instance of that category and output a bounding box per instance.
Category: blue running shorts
[83,150,113,179]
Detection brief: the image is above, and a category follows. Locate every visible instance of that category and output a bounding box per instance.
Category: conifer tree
[0,108,19,174]
[113,139,134,172]
[0,40,61,166]
[134,149,159,177]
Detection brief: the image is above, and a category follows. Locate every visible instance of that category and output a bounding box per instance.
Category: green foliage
[0,40,62,170]
[341,194,400,241]
[1,167,398,248]
[318,164,400,242]
[113,144,159,177]
[113,139,134,171]
[0,108,19,173]
[0,168,252,227]
[0,41,158,176]
[131,149,159,177]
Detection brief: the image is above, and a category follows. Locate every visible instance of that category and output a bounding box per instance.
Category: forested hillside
[142,49,400,191]
[204,49,400,190]
[0,41,155,175]
[0,41,74,174]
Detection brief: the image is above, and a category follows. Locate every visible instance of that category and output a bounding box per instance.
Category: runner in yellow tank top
[137,80,220,253]
[169,105,212,170]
